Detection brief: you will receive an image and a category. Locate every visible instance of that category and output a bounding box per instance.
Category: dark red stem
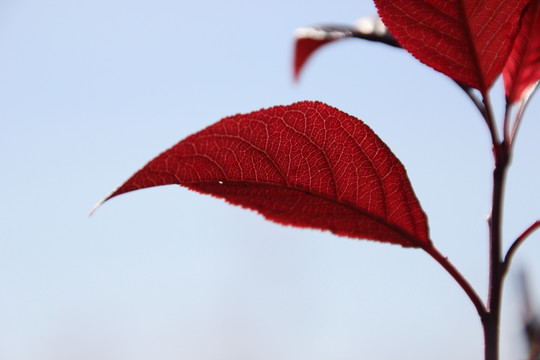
[484,139,509,360]
[424,246,486,318]
[481,89,510,360]
[503,220,540,276]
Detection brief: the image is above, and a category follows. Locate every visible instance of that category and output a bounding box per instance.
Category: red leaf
[293,16,400,81]
[374,0,529,93]
[503,0,540,104]
[294,35,335,81]
[96,101,430,248]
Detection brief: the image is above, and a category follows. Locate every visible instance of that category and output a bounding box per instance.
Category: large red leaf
[374,0,529,93]
[503,0,540,104]
[97,101,430,248]
[293,16,400,81]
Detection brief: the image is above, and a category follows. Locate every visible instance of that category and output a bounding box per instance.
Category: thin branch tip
[504,220,540,273]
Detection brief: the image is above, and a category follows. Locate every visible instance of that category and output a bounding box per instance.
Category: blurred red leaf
[294,36,335,81]
[97,101,430,248]
[293,16,399,81]
[374,0,529,93]
[503,0,540,104]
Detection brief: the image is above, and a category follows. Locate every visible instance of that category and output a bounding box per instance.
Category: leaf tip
[292,63,302,83]
[88,187,120,217]
[88,201,102,217]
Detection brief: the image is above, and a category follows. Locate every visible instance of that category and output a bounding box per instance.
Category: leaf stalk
[424,246,487,318]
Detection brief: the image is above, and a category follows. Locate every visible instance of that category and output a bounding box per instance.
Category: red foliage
[374,0,529,93]
[293,18,399,81]
[503,0,540,104]
[294,37,335,81]
[100,101,430,248]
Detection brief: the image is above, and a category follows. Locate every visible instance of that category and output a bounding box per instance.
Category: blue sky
[1,0,539,359]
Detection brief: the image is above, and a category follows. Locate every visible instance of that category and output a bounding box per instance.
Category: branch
[424,245,487,318]
[482,90,508,360]
[503,220,540,275]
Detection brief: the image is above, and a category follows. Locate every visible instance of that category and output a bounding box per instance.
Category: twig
[503,221,540,276]
[424,245,487,319]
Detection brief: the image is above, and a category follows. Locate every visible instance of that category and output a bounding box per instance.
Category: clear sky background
[1,1,539,359]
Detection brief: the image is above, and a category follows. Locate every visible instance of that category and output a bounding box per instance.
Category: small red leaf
[374,0,529,93]
[294,35,335,81]
[98,101,430,248]
[503,0,540,104]
[293,16,399,81]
